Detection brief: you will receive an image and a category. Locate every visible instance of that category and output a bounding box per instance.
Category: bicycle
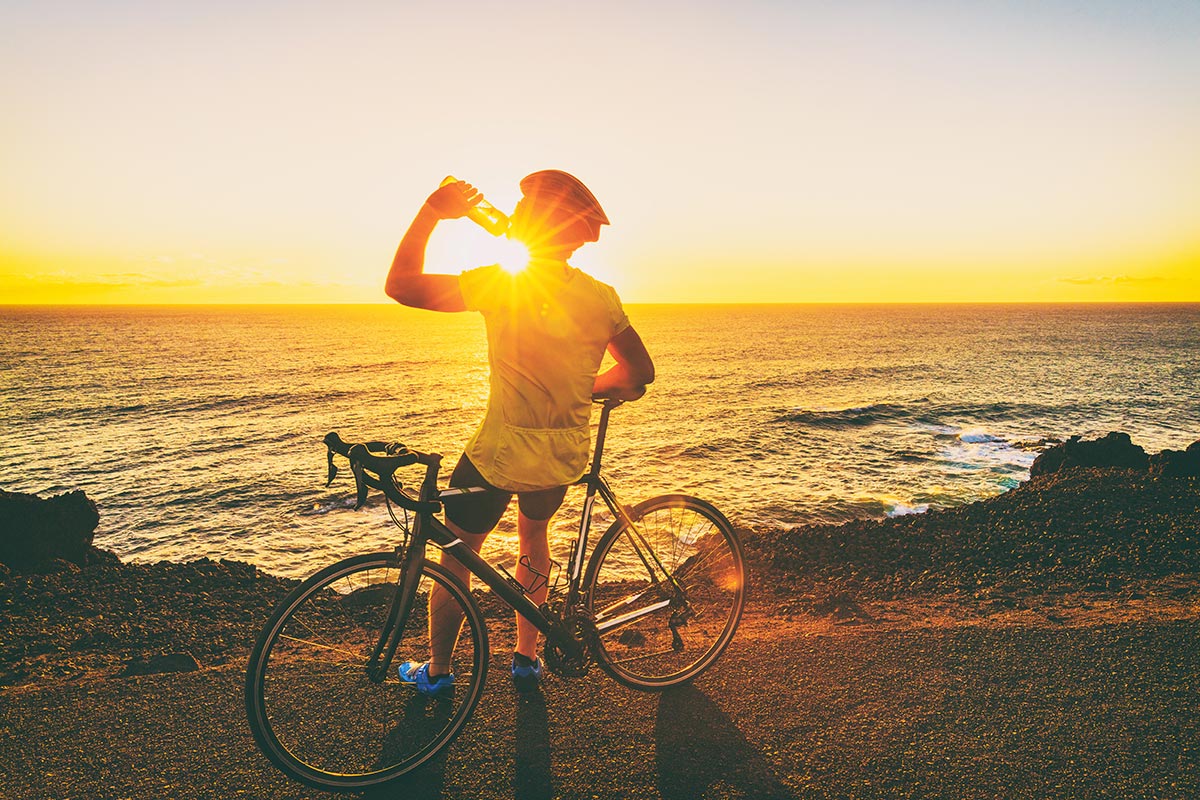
[244,399,746,791]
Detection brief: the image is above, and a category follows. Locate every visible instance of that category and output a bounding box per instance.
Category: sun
[422,222,531,276]
[495,237,531,275]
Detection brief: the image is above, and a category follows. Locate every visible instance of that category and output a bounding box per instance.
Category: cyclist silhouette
[385,170,654,692]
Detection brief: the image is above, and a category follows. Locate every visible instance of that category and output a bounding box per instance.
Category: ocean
[2,303,1197,579]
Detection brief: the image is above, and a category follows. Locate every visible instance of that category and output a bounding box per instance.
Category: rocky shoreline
[761,467,1200,596]
[2,432,1198,689]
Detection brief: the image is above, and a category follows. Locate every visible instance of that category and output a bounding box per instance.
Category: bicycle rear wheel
[583,494,746,690]
[245,552,488,791]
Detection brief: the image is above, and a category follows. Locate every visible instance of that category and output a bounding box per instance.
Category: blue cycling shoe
[398,661,455,697]
[511,655,544,693]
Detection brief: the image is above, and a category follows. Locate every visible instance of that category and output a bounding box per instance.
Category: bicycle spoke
[276,634,367,661]
[585,496,745,689]
[674,542,735,582]
[606,646,685,666]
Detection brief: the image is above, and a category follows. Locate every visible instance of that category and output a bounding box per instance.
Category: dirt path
[2,604,1197,800]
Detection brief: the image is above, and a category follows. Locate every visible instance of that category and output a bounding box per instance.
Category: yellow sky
[2,1,1198,304]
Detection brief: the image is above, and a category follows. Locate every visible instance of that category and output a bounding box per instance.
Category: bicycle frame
[362,400,682,683]
[249,404,746,792]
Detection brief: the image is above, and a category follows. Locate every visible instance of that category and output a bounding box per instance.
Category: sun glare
[496,238,531,275]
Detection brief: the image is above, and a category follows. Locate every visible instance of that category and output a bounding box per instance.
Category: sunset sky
[2,0,1198,304]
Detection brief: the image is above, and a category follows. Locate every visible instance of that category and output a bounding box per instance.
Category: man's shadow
[360,686,554,800]
[655,684,796,800]
[513,690,554,800]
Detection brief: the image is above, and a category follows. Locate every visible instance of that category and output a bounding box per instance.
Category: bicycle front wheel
[245,552,488,791]
[584,494,746,690]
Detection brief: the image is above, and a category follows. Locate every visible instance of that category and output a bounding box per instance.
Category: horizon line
[3,300,1200,308]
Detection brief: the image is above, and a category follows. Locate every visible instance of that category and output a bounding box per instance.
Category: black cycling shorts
[442,454,568,535]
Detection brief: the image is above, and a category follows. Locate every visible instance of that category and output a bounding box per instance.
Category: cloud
[1057,274,1166,285]
[37,272,202,289]
[102,272,204,288]
[0,271,205,296]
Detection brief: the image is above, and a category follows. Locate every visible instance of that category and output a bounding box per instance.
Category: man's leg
[427,520,488,676]
[426,455,510,677]
[514,510,553,660]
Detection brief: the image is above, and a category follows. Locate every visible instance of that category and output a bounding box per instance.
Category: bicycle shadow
[513,690,554,800]
[362,694,452,800]
[655,684,796,800]
[357,685,555,800]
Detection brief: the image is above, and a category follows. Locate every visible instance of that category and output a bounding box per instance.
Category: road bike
[244,399,746,791]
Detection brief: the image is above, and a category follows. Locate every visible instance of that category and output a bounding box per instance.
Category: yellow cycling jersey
[459,262,630,492]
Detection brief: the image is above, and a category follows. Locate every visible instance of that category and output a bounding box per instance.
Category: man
[385,170,654,693]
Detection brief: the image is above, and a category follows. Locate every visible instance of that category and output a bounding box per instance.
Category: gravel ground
[2,466,1198,798]
[2,608,1197,800]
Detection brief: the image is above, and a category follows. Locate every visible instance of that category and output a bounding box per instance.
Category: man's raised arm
[385,182,473,312]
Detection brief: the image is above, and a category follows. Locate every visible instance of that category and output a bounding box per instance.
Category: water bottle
[441,176,510,236]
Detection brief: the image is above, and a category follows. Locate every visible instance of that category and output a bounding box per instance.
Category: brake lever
[351,459,369,510]
[325,448,339,487]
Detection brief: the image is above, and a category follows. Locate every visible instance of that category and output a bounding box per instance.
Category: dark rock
[1149,442,1200,477]
[218,559,257,581]
[0,490,101,571]
[813,591,869,620]
[1029,432,1149,478]
[1013,436,1064,451]
[36,558,81,575]
[120,652,202,677]
[85,548,122,567]
[71,629,119,651]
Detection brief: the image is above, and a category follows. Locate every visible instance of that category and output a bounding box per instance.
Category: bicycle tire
[583,494,746,690]
[245,552,488,791]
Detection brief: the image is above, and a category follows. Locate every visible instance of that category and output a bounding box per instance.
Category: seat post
[589,400,617,477]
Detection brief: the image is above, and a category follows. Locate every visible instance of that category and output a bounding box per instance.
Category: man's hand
[424,181,480,220]
[593,384,647,402]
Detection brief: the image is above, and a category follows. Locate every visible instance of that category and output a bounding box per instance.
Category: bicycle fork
[365,541,427,684]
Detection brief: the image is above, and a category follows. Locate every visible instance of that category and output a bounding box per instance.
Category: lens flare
[496,238,531,275]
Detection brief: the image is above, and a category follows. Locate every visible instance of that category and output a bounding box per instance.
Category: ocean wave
[23,402,152,424]
[886,502,931,517]
[957,430,1005,444]
[300,496,362,516]
[667,441,736,459]
[776,398,1091,432]
[776,402,919,429]
[939,430,1037,476]
[21,386,367,426]
[747,364,939,390]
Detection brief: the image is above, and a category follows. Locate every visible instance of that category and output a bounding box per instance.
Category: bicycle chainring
[543,610,595,678]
